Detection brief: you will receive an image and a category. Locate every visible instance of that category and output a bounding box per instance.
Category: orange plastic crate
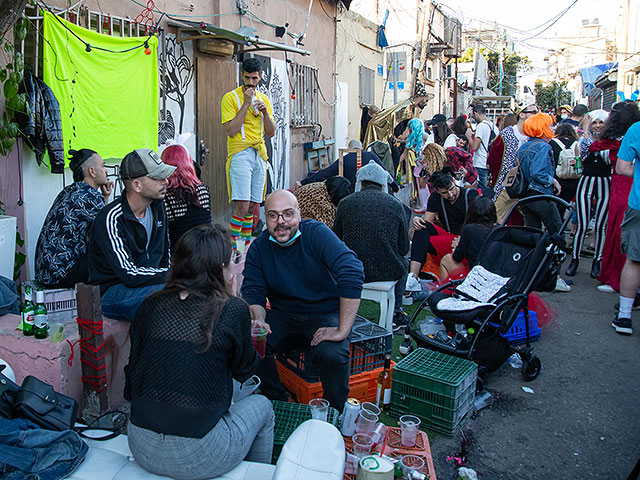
[276,360,394,405]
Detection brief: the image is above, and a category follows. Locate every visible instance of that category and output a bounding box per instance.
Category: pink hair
[161,145,201,204]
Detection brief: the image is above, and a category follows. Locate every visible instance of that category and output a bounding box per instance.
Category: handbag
[504,159,529,199]
[13,375,78,431]
[0,369,19,419]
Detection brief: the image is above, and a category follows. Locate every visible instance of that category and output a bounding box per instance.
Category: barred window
[359,65,375,107]
[290,62,319,127]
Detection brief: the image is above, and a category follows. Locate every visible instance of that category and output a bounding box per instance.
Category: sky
[438,0,623,85]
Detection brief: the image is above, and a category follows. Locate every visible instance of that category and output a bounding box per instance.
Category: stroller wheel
[521,355,542,381]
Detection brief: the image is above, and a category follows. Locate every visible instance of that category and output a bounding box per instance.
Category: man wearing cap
[35,149,113,288]
[88,148,176,321]
[222,58,276,251]
[333,161,410,331]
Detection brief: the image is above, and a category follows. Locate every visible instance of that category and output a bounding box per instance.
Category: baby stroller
[406,195,571,381]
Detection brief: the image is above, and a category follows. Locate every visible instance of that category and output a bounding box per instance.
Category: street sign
[397,81,405,90]
[377,64,383,76]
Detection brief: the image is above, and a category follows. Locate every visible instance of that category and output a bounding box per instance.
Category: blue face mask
[269,229,301,246]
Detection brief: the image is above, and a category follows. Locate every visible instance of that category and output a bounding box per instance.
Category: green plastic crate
[271,400,339,462]
[389,349,477,436]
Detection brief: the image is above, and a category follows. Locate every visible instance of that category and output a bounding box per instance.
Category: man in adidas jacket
[88,148,176,321]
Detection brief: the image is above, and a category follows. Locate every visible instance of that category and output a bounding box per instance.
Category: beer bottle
[574,156,582,175]
[21,284,35,336]
[33,290,49,340]
[376,354,393,411]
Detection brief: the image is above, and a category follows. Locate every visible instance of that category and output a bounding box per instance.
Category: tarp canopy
[580,63,615,96]
[42,11,159,164]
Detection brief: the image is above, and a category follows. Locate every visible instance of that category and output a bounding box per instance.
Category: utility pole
[393,51,399,104]
[498,29,504,95]
[471,26,480,97]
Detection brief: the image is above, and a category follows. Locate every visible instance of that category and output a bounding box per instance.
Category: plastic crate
[276,360,393,405]
[278,315,392,383]
[389,349,477,437]
[502,310,541,345]
[271,400,339,462]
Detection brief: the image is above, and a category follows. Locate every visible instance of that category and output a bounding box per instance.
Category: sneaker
[405,275,421,292]
[597,284,616,293]
[611,317,633,335]
[392,309,409,333]
[402,294,414,306]
[555,277,571,292]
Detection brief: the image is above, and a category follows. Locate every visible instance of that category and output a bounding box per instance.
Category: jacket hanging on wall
[16,69,64,173]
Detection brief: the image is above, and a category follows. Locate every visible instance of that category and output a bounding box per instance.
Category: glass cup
[50,323,64,343]
[400,454,425,476]
[309,398,329,421]
[360,401,381,417]
[251,327,267,358]
[352,433,374,458]
[399,415,421,447]
[355,408,378,435]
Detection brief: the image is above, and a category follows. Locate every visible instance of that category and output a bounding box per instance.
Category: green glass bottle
[21,284,35,336]
[33,289,49,340]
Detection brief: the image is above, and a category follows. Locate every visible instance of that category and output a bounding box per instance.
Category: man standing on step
[222,58,276,251]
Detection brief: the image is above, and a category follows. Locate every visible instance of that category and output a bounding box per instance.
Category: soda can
[340,397,360,436]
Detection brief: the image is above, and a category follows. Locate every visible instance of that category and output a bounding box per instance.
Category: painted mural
[158,33,196,157]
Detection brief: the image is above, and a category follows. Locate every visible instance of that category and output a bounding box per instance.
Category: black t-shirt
[426,187,479,235]
[452,223,493,266]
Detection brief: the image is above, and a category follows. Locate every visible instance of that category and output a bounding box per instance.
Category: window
[291,62,319,127]
[359,65,375,107]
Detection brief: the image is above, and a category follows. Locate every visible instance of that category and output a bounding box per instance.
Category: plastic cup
[352,433,374,458]
[50,323,64,343]
[400,454,425,475]
[399,415,421,447]
[355,408,378,435]
[251,327,267,358]
[309,398,329,421]
[360,401,381,417]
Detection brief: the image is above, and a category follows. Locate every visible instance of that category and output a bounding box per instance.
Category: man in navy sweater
[242,189,364,409]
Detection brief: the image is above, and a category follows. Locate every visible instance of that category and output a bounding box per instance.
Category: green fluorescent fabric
[42,11,159,164]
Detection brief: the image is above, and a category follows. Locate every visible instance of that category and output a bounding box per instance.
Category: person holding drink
[125,224,274,479]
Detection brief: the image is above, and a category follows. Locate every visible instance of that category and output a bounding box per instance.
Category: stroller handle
[502,194,572,227]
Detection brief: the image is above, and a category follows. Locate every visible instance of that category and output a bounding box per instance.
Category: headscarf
[406,118,424,153]
[522,113,554,140]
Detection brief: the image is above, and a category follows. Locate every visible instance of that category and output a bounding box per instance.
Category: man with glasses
[241,189,364,409]
[489,104,538,222]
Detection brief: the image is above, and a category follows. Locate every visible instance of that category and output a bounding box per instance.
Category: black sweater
[125,295,258,438]
[333,186,410,282]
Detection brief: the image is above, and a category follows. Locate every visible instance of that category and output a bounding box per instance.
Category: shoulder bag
[13,375,78,431]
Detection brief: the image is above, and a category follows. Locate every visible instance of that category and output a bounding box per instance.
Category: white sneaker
[405,275,422,292]
[597,284,616,293]
[555,277,571,292]
[402,294,414,306]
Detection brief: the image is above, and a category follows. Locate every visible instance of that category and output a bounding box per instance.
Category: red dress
[598,141,629,291]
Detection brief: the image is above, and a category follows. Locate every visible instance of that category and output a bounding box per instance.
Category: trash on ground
[522,386,534,394]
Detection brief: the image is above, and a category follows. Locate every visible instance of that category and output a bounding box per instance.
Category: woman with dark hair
[433,121,457,148]
[295,175,351,227]
[501,113,518,131]
[567,101,640,278]
[162,144,212,247]
[405,168,479,291]
[451,115,471,153]
[439,196,497,281]
[550,122,580,217]
[126,224,275,479]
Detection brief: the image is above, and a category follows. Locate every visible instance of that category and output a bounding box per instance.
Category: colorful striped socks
[229,215,243,250]
[242,214,254,248]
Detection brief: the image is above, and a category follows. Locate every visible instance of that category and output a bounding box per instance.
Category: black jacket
[88,194,170,294]
[17,70,64,173]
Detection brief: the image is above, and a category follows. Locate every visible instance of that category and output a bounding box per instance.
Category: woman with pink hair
[161,144,212,246]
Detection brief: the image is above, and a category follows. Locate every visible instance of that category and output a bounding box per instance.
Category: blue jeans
[101,283,164,321]
[476,167,489,191]
[0,418,88,480]
[255,310,350,410]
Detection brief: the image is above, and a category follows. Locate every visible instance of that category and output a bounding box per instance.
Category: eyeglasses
[266,210,296,222]
[522,109,538,114]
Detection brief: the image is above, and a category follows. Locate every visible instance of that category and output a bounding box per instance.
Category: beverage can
[340,397,360,436]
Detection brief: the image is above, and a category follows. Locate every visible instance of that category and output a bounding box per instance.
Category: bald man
[241,190,364,409]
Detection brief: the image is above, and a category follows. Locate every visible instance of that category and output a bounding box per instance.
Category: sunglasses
[522,109,538,114]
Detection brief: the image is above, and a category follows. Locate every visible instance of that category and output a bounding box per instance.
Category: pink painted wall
[0,139,26,283]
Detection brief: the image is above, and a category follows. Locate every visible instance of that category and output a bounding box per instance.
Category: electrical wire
[522,0,580,40]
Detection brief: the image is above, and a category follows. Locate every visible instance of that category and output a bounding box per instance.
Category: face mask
[561,114,568,120]
[269,229,301,247]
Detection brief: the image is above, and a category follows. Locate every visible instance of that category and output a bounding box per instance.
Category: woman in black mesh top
[125,224,274,479]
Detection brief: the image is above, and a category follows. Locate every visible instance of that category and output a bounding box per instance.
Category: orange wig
[522,113,554,140]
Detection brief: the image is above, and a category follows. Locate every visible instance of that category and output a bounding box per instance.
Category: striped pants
[572,175,611,261]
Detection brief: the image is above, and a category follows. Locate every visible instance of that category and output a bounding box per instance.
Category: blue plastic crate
[502,311,541,345]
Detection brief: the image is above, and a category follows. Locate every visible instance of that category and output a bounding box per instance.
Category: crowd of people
[29,57,640,478]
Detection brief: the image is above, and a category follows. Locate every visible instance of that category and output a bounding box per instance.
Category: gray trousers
[127,394,275,479]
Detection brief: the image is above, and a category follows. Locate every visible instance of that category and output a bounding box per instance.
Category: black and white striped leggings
[572,175,611,261]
